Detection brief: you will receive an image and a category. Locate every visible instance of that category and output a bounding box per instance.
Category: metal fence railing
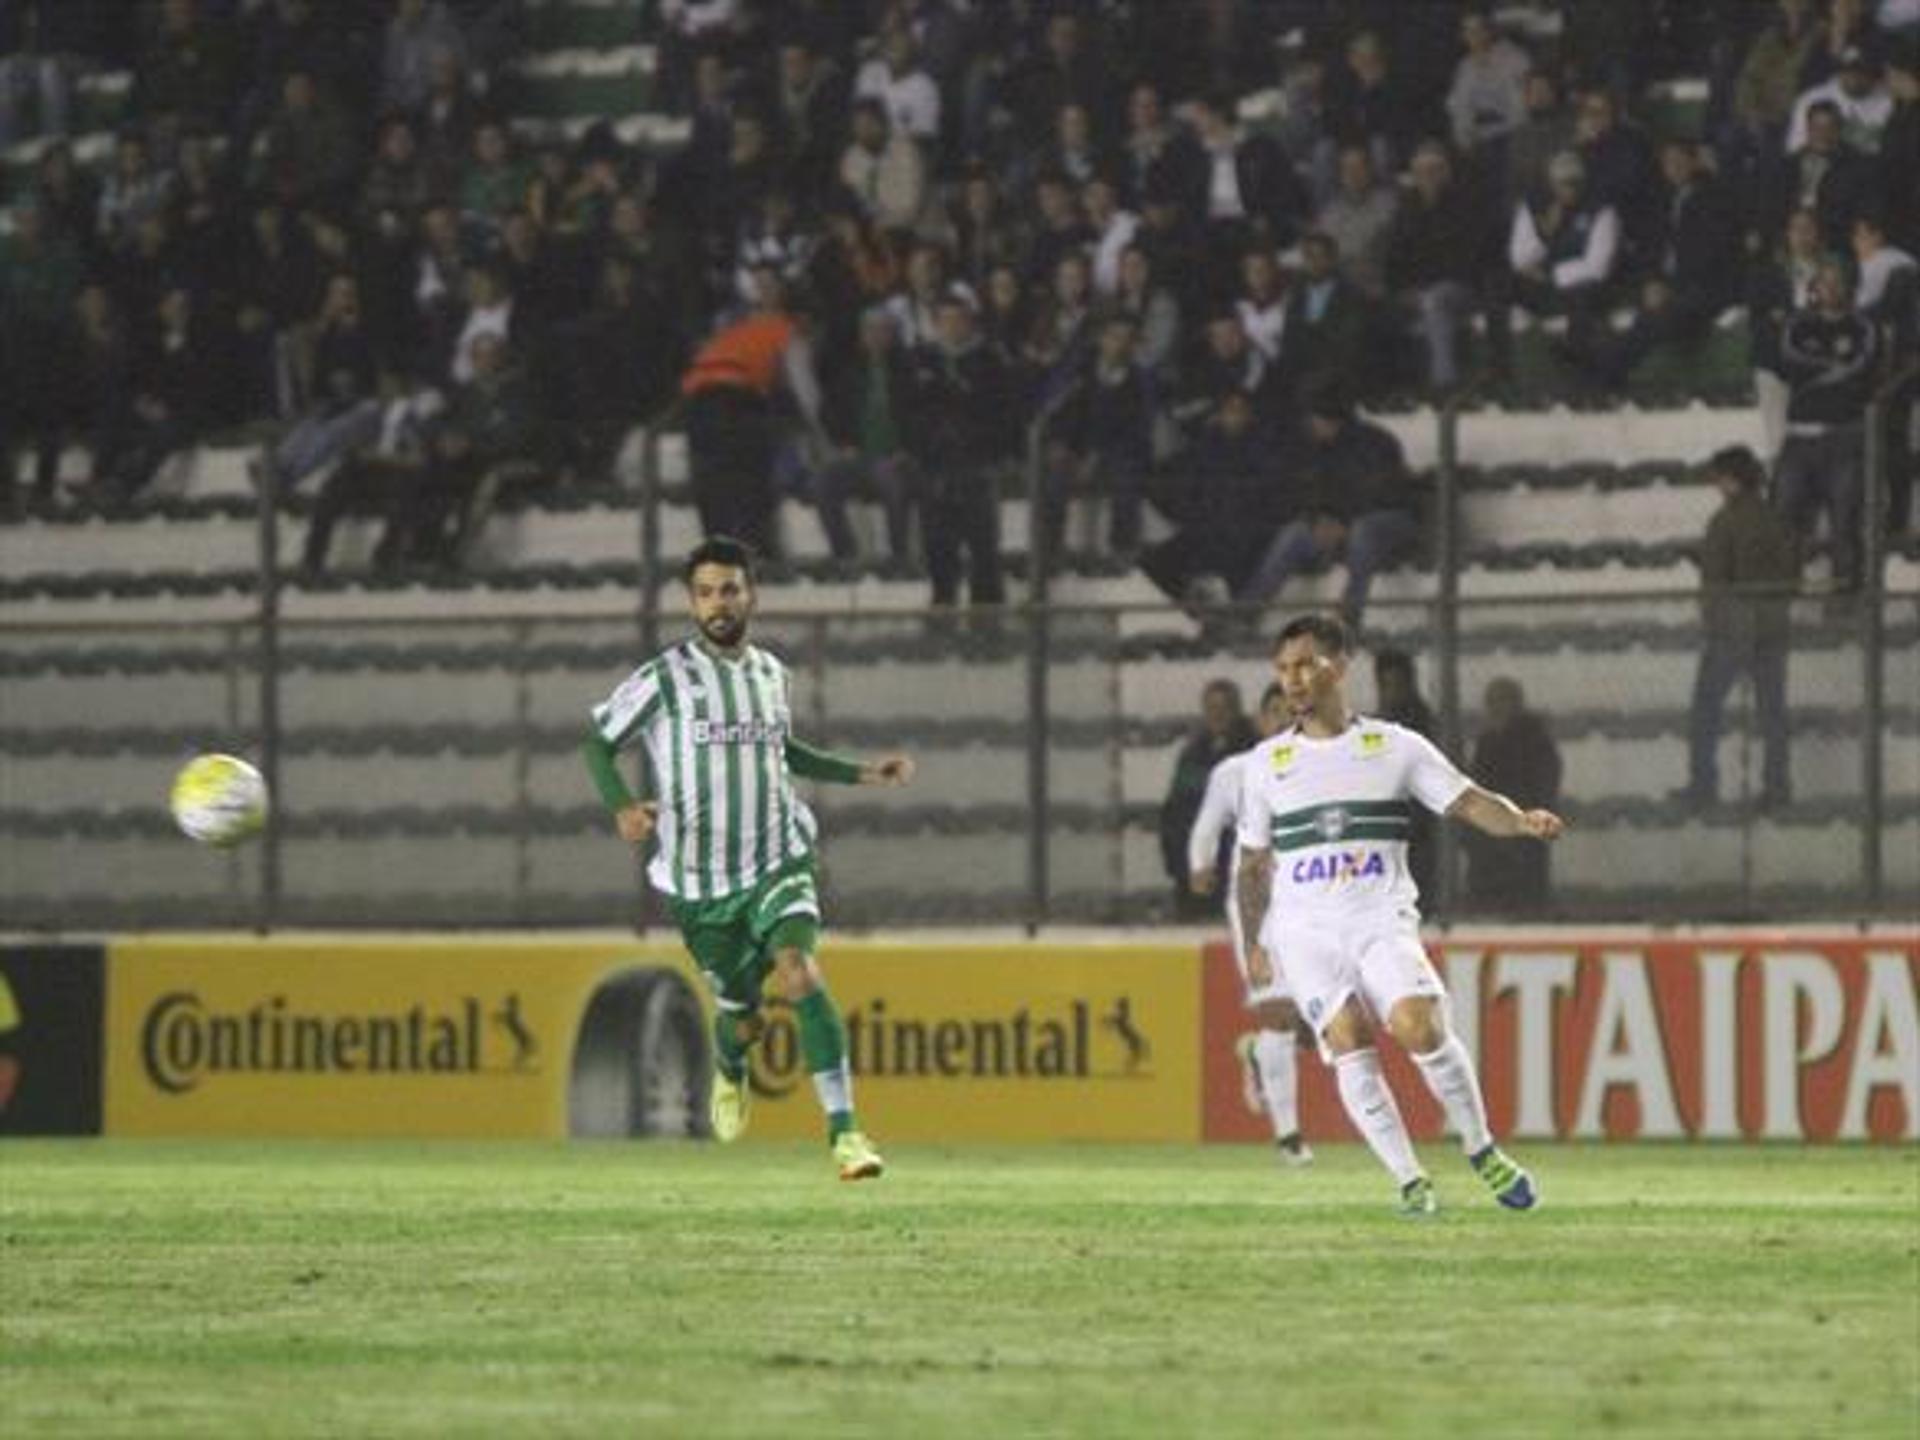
[1,591,1914,930]
[1,391,1915,930]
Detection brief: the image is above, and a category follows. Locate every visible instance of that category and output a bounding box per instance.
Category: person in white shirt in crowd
[1235,246,1289,363]
[1082,175,1140,297]
[1785,45,1895,154]
[854,23,941,145]
[839,98,927,234]
[1508,149,1620,356]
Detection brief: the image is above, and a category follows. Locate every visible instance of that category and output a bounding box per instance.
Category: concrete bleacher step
[1373,403,1766,472]
[523,0,654,53]
[509,46,658,118]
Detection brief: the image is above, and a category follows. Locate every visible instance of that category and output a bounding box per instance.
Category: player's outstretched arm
[1447,784,1565,841]
[785,736,913,788]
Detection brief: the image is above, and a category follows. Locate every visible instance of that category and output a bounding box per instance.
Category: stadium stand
[2,0,1916,928]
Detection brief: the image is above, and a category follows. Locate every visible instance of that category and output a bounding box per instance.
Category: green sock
[713,1011,753,1083]
[795,989,856,1141]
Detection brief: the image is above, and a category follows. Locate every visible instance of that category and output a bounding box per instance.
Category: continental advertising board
[1202,933,1918,1143]
[103,937,705,1139]
[738,944,1201,1142]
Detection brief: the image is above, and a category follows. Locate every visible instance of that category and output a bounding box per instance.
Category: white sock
[1333,1048,1423,1186]
[1412,1034,1494,1154]
[1253,1029,1300,1139]
[811,1062,852,1117]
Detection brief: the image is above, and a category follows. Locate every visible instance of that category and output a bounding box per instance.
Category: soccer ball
[169,753,269,847]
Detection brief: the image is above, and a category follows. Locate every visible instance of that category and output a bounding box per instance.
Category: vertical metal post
[638,420,666,659]
[1434,396,1465,918]
[634,417,670,932]
[223,622,244,916]
[1025,426,1051,934]
[510,619,533,923]
[256,455,283,930]
[1859,397,1889,911]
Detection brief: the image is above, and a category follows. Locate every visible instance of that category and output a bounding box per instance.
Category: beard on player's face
[700,610,748,646]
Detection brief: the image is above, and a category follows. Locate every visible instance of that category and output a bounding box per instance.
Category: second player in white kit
[1237,615,1564,1215]
[1187,683,1311,1165]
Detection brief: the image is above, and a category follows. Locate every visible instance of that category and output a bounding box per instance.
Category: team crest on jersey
[1270,744,1297,774]
[1314,807,1351,840]
[1356,730,1388,758]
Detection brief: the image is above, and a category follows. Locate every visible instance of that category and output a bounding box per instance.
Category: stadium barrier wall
[0,932,1912,1142]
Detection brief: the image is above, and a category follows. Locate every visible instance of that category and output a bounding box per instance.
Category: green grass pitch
[3,1142,1915,1438]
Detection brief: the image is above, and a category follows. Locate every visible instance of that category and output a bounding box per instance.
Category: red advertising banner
[1202,934,1919,1143]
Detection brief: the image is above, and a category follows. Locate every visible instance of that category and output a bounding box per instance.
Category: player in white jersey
[1188,682,1311,1165]
[1235,615,1564,1216]
[583,537,915,1181]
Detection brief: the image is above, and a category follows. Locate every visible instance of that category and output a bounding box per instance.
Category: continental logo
[139,991,541,1095]
[1357,731,1389,757]
[750,996,1154,1098]
[1270,744,1296,774]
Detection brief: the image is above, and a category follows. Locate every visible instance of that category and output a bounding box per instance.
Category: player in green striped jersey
[582,537,914,1180]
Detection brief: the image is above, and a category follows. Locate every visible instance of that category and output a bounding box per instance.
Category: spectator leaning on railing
[1674,445,1801,812]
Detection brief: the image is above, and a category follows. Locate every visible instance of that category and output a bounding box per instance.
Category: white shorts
[1227,892,1292,1007]
[1259,908,1443,1042]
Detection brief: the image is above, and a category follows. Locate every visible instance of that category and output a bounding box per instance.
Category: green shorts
[665,857,822,1014]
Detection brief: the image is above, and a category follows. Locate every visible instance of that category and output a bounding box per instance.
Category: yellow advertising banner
[105,937,706,1138]
[104,937,1202,1143]
[742,944,1202,1143]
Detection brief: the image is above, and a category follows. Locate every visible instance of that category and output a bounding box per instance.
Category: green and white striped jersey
[591,639,817,900]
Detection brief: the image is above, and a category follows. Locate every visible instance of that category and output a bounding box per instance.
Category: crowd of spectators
[0,0,1915,603]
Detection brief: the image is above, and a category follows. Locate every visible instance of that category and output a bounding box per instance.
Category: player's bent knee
[1387,997,1447,1054]
[1320,999,1375,1055]
[771,947,821,1002]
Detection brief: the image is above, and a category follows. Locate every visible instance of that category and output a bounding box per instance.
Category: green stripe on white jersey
[591,640,816,899]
